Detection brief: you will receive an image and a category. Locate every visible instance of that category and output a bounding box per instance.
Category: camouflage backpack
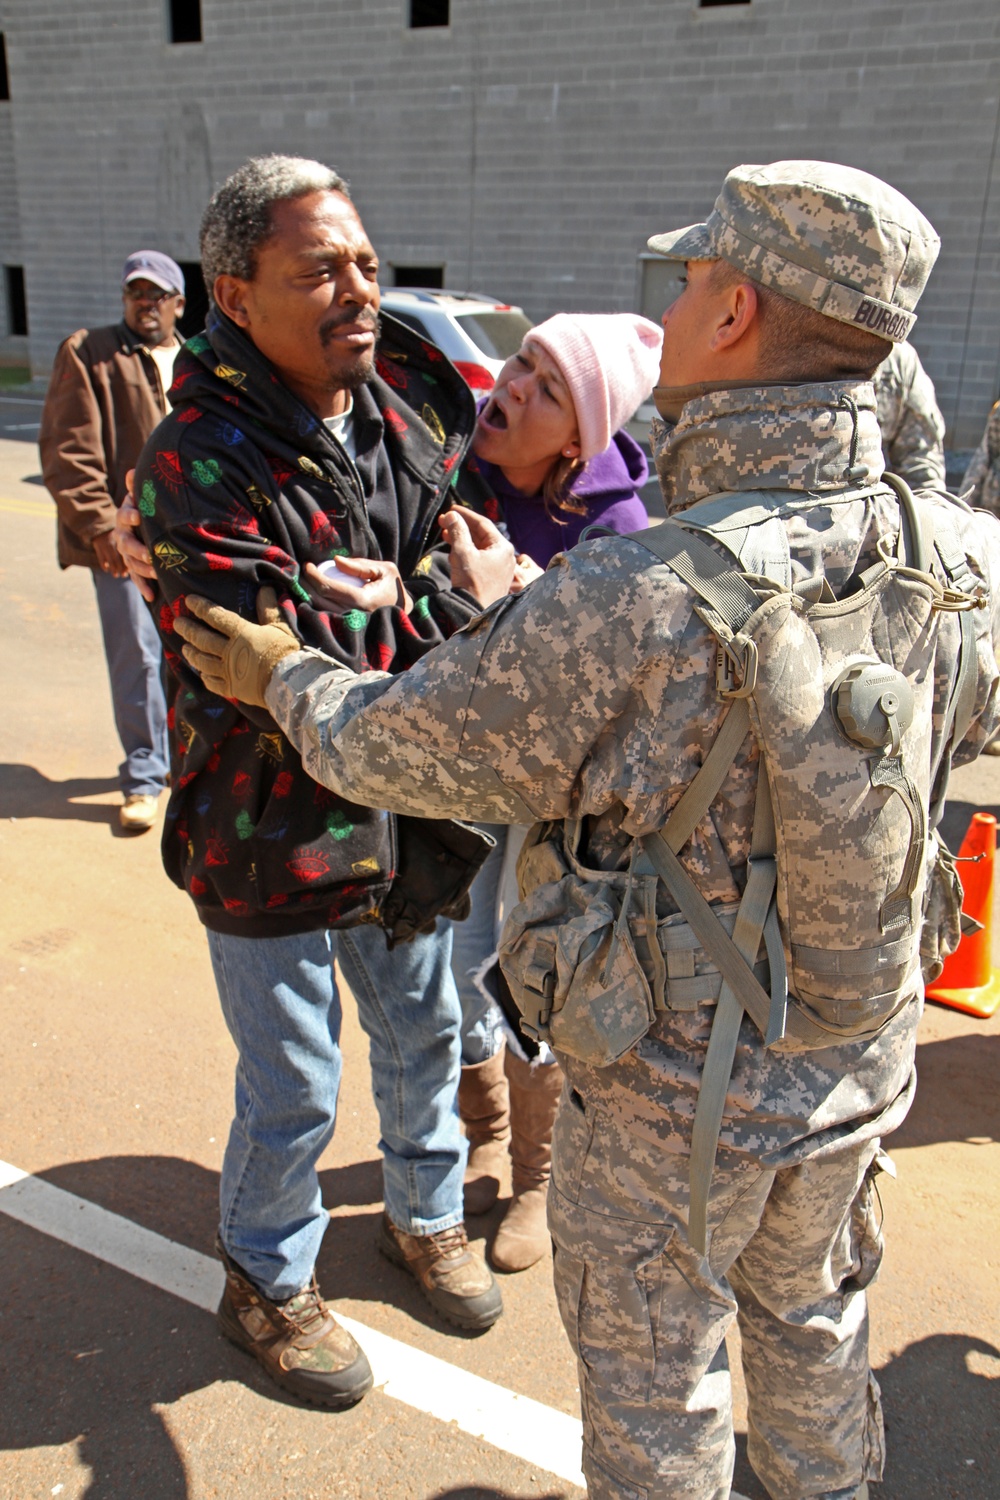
[501,474,984,1252]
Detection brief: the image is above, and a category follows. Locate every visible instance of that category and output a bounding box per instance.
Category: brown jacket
[39,321,177,569]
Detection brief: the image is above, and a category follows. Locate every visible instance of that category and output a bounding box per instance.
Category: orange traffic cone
[926,812,1000,1018]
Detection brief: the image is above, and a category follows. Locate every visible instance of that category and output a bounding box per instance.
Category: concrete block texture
[2,0,998,444]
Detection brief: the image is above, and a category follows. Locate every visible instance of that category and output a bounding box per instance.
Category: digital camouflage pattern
[262,379,1000,1497]
[963,399,1000,516]
[549,1090,888,1500]
[265,382,1000,1164]
[872,342,946,489]
[646,161,940,344]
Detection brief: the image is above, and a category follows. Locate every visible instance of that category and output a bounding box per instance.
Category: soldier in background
[872,339,946,488]
[963,397,1000,514]
[172,163,1000,1500]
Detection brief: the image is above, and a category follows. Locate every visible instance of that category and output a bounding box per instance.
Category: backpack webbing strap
[684,769,779,1256]
[626,520,765,634]
[659,698,752,855]
[641,830,773,1040]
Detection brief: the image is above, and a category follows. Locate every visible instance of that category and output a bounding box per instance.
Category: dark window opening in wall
[5,266,28,336]
[169,0,203,44]
[0,34,10,100]
[176,260,209,339]
[699,1,750,7]
[409,1,450,29]
[393,265,445,288]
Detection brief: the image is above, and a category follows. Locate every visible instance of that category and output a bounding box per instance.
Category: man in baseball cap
[39,249,186,830]
[167,162,999,1499]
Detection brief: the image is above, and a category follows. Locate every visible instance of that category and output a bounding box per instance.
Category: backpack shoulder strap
[625,519,765,635]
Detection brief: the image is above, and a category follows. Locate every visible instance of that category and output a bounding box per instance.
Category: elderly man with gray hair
[117,155,514,1408]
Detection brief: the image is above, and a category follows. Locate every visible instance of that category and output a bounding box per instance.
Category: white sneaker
[119,792,159,832]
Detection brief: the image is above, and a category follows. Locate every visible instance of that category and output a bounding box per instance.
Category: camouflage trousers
[549,1084,896,1500]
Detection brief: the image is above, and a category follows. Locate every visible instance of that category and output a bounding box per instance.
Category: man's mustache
[319,311,381,346]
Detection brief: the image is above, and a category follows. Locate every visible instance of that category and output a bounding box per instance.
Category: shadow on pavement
[0,1214,204,1499]
[36,1154,490,1340]
[875,1333,1000,1497]
[430,1490,568,1499]
[892,1033,1000,1149]
[11,1159,999,1498]
[0,763,119,823]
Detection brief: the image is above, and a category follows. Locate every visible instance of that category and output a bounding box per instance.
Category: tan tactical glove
[174,588,301,707]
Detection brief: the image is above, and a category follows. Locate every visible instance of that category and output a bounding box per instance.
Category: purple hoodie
[470,406,650,569]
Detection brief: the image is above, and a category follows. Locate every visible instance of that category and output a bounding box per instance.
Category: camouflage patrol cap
[647,160,940,343]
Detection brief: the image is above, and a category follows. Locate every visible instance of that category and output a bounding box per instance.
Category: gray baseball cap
[647,160,940,343]
[122,250,185,295]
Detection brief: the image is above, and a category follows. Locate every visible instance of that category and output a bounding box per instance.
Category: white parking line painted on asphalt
[0,1158,585,1488]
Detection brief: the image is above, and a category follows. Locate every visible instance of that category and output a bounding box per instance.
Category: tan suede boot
[491,1052,563,1273]
[458,1052,511,1215]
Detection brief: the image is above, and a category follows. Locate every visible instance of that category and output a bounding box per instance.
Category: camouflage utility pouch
[920,832,971,983]
[499,820,665,1067]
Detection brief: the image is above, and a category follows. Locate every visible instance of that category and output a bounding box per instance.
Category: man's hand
[438,505,516,607]
[93,530,128,578]
[303,556,413,614]
[173,588,302,707]
[113,472,157,601]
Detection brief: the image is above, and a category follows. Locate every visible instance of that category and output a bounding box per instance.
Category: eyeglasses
[123,285,179,305]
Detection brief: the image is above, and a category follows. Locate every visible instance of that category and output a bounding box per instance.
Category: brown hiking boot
[377,1214,503,1330]
[458,1051,511,1215]
[215,1236,373,1409]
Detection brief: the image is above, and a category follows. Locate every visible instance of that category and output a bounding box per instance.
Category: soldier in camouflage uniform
[963,398,1000,515]
[871,340,946,488]
[174,162,1000,1500]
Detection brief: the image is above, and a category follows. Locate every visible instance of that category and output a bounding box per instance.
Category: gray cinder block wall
[1,0,998,445]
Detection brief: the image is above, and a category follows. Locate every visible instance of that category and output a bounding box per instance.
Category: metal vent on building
[393,266,445,288]
[169,0,203,44]
[409,1,450,28]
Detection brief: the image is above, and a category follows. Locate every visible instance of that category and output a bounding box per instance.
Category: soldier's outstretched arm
[256,535,689,826]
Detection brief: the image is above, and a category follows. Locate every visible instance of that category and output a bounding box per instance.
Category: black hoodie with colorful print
[134,308,492,938]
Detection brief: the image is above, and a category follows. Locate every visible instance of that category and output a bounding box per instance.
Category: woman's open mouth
[478,397,509,432]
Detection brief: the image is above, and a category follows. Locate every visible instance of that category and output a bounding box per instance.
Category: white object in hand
[315,558,359,585]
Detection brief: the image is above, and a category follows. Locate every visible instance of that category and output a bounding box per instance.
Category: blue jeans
[451,823,557,1066]
[451,824,508,1065]
[207,919,467,1301]
[91,569,169,796]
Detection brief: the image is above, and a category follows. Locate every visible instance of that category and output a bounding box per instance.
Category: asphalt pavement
[1,426,997,1500]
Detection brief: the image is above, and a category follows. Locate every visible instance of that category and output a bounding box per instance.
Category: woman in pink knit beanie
[442,311,663,1276]
[467,312,663,584]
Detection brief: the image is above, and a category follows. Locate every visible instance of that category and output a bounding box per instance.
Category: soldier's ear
[214,275,251,328]
[710,279,759,354]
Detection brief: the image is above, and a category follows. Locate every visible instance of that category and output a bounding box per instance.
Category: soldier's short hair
[707,259,892,381]
[200,155,351,298]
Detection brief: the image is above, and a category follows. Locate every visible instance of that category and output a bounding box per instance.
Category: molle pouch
[920,833,967,983]
[500,874,658,1067]
[499,821,663,1067]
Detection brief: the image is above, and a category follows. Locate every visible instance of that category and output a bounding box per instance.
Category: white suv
[380,288,533,394]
